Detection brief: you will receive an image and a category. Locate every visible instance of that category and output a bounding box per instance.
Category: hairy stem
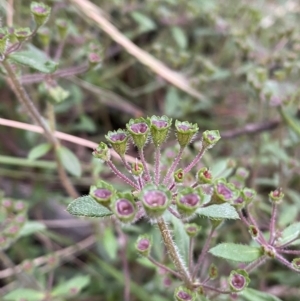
[156,217,193,288]
[147,256,181,279]
[269,202,278,244]
[183,145,206,174]
[244,256,268,273]
[154,146,161,186]
[138,147,151,182]
[193,228,215,279]
[163,147,184,185]
[107,160,139,191]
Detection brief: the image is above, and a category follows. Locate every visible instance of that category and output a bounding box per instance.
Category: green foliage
[197,203,240,220]
[67,195,113,217]
[28,143,51,160]
[57,146,82,177]
[209,243,262,262]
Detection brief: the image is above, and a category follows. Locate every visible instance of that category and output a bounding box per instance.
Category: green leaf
[170,213,189,263]
[130,12,156,32]
[67,195,113,218]
[103,227,118,261]
[209,243,262,262]
[8,45,58,73]
[18,221,46,238]
[52,275,90,297]
[242,288,283,301]
[57,146,82,177]
[28,143,52,160]
[197,203,240,220]
[277,222,300,247]
[171,26,188,49]
[4,288,45,301]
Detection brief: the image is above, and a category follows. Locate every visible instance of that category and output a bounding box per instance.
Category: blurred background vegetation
[0,0,300,300]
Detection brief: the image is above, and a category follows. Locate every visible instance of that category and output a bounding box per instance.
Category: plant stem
[2,59,79,198]
[147,256,181,279]
[107,160,139,190]
[188,237,194,273]
[269,202,278,244]
[163,147,184,185]
[183,145,206,174]
[138,147,151,182]
[156,217,193,288]
[244,256,267,273]
[278,249,300,255]
[2,60,56,144]
[193,228,215,279]
[154,146,161,186]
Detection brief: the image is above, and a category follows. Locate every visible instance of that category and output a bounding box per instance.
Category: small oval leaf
[57,146,82,177]
[67,195,113,218]
[209,243,262,262]
[277,222,300,247]
[28,143,52,160]
[197,203,240,220]
[9,51,58,73]
[242,288,283,301]
[4,288,45,301]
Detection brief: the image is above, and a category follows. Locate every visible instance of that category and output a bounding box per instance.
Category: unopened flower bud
[175,120,198,148]
[262,245,276,258]
[5,225,20,238]
[112,193,136,223]
[90,181,115,206]
[2,199,13,211]
[55,19,68,39]
[141,185,171,218]
[176,188,202,217]
[14,201,27,213]
[202,130,221,149]
[148,115,172,147]
[235,167,249,180]
[292,258,300,270]
[174,168,184,183]
[229,269,250,292]
[135,235,152,256]
[92,142,110,162]
[269,188,284,203]
[184,223,201,237]
[30,2,51,27]
[105,129,129,157]
[197,167,213,184]
[126,118,150,149]
[174,286,196,301]
[248,225,259,239]
[88,52,101,68]
[208,263,218,280]
[14,27,32,41]
[37,27,50,47]
[131,161,144,177]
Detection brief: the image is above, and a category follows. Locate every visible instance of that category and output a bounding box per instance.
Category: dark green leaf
[197,203,240,220]
[52,275,90,297]
[242,288,283,301]
[28,143,51,160]
[9,45,58,73]
[278,222,300,247]
[67,195,113,218]
[57,146,82,177]
[209,243,262,262]
[4,288,45,301]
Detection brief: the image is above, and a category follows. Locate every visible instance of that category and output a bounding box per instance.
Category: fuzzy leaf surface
[67,195,113,218]
[197,203,240,220]
[277,222,300,246]
[209,243,262,262]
